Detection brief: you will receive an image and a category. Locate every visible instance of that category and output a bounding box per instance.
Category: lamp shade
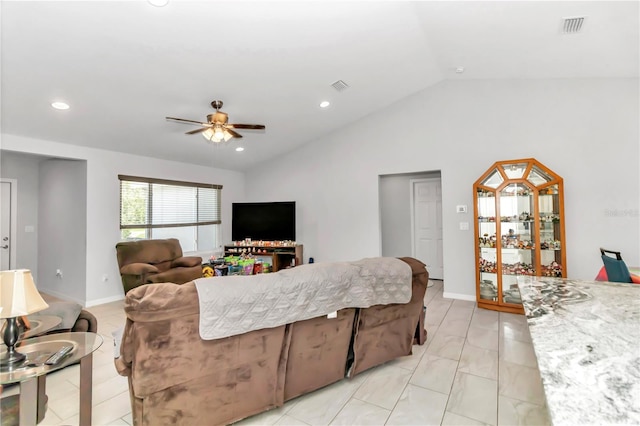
[0,269,49,318]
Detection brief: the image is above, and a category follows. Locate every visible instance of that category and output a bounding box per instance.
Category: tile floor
[2,280,552,425]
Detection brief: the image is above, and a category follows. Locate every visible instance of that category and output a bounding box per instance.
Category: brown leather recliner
[115,238,203,294]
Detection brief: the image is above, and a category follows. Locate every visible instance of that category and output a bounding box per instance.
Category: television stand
[223,243,303,272]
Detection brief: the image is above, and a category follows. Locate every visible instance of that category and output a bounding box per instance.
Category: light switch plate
[459,222,469,230]
[456,205,468,213]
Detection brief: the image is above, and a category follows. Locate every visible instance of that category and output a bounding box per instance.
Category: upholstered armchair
[115,238,203,293]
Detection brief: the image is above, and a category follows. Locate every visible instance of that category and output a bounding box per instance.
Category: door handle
[1,245,8,249]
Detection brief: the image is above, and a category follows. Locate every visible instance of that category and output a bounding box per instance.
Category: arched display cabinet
[473,158,566,314]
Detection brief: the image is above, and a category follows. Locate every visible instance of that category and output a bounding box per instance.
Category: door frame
[1,178,18,269]
[410,177,443,279]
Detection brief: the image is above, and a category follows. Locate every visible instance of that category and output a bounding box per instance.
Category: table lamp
[0,269,49,368]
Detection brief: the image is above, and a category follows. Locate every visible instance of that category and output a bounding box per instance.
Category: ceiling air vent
[562,16,585,34]
[331,80,350,92]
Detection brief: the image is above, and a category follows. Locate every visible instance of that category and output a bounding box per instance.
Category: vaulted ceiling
[2,1,638,171]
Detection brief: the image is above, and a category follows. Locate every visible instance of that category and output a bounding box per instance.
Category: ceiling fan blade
[166,116,208,126]
[186,127,210,135]
[227,124,266,130]
[225,127,243,139]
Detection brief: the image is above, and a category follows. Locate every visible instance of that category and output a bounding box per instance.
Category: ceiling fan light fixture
[202,127,233,143]
[202,128,221,143]
[214,126,225,140]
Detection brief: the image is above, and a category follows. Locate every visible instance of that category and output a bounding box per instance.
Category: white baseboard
[86,294,124,307]
[40,287,124,308]
[442,292,476,302]
[39,287,84,306]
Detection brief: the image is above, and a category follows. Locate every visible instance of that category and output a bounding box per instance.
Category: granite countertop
[517,276,640,426]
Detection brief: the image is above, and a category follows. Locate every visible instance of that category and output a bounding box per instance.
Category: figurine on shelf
[479,258,486,271]
[539,213,560,223]
[479,258,497,273]
[501,229,518,248]
[519,211,531,221]
[501,262,535,276]
[541,261,563,277]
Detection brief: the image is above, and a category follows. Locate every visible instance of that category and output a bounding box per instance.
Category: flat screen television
[231,201,296,242]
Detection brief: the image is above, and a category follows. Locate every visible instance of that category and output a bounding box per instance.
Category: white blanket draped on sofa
[194,257,412,340]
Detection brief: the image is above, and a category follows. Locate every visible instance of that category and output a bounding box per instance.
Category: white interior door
[1,179,17,270]
[411,178,444,280]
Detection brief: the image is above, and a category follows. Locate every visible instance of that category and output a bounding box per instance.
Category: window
[119,175,222,253]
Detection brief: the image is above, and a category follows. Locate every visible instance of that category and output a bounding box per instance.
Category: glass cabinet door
[499,183,535,305]
[538,183,563,277]
[477,188,497,301]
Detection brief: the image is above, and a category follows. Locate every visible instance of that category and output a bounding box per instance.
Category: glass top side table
[1,332,103,425]
[1,315,62,342]
[22,316,62,340]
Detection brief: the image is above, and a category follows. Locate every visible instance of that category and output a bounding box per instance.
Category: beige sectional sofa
[115,257,428,426]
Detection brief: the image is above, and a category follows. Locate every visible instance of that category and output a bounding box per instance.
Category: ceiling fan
[166,100,265,143]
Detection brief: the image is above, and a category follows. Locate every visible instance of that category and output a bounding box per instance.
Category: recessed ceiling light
[319,101,330,108]
[455,67,465,74]
[51,101,70,110]
[235,147,245,152]
[148,0,169,7]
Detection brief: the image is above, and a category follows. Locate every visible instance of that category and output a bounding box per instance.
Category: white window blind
[118,175,222,252]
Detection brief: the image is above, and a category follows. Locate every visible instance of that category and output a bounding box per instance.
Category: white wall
[38,159,87,303]
[245,78,640,299]
[0,135,246,306]
[0,152,41,279]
